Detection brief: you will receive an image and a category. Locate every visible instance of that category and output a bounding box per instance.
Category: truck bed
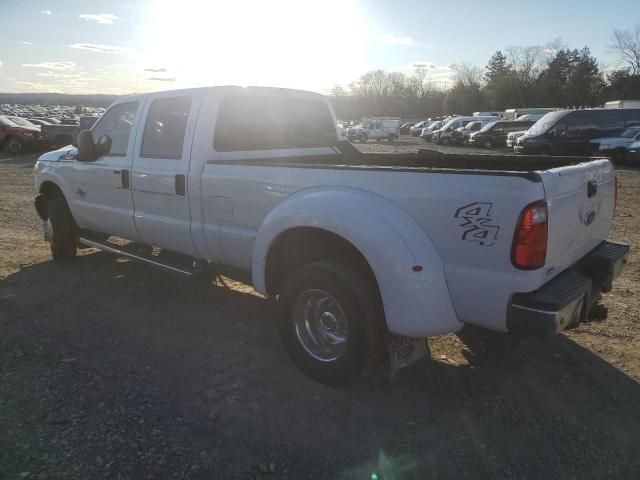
[336,142,601,172]
[231,142,605,177]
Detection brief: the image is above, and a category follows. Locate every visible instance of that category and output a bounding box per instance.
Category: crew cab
[33,86,629,384]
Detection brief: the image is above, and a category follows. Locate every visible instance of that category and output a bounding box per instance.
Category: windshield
[427,121,442,131]
[8,116,34,127]
[0,116,17,126]
[620,127,640,138]
[527,111,567,136]
[478,121,497,133]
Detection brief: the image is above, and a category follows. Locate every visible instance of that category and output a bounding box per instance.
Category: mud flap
[388,335,429,379]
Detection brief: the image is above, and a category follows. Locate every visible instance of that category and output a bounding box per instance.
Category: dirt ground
[1,137,639,479]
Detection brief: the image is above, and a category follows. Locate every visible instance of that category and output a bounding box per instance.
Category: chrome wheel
[293,289,349,362]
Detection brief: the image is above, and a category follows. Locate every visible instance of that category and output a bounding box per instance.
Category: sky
[0,0,637,95]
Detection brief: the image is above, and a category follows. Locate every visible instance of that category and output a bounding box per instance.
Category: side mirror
[76,129,96,161]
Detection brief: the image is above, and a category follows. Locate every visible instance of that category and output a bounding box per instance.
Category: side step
[78,237,208,279]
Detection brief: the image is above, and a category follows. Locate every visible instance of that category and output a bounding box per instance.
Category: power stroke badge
[455,202,500,246]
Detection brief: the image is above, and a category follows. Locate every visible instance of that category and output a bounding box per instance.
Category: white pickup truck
[34,86,629,384]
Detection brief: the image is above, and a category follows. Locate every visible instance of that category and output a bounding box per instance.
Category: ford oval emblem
[584,210,596,225]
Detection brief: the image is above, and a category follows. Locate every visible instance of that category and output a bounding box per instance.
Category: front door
[131,91,202,257]
[69,101,141,240]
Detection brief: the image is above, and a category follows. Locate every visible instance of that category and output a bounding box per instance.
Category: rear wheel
[46,196,77,262]
[4,136,24,154]
[277,259,385,385]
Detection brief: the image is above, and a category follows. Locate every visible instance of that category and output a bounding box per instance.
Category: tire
[387,134,396,143]
[358,133,368,143]
[611,149,626,165]
[47,196,77,262]
[4,136,24,154]
[277,259,386,385]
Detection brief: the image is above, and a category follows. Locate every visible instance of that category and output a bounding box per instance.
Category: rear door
[539,159,616,277]
[131,90,204,257]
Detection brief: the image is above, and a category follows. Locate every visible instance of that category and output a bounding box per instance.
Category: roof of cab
[117,85,325,104]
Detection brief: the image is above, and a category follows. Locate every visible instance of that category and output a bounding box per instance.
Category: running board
[78,237,206,279]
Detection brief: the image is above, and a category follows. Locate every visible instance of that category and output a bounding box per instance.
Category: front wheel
[277,259,385,385]
[4,136,24,154]
[358,133,368,143]
[46,197,77,262]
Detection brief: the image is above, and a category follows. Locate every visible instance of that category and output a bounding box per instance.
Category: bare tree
[450,63,484,87]
[611,25,640,74]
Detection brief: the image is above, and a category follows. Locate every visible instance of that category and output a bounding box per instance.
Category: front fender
[252,187,462,337]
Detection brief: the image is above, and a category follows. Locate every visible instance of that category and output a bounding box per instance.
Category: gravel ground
[1,137,639,479]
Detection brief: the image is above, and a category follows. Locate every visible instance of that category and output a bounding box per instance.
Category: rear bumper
[507,241,629,337]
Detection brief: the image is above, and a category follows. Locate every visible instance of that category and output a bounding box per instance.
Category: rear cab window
[213,95,337,152]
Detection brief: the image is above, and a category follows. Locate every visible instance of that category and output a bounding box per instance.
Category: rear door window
[214,95,337,151]
[141,96,192,159]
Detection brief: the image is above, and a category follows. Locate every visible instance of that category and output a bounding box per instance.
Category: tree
[484,51,519,109]
[568,47,605,106]
[611,25,640,75]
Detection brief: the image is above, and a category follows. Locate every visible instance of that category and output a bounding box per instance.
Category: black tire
[48,196,77,262]
[4,136,24,154]
[277,259,386,385]
[387,134,396,143]
[611,149,626,165]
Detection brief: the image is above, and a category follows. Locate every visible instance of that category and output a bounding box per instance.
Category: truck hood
[37,145,77,162]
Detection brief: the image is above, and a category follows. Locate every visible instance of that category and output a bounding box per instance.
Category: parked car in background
[410,120,429,136]
[506,130,529,149]
[0,115,40,153]
[473,111,503,118]
[419,121,443,141]
[6,116,40,130]
[626,139,640,164]
[516,113,546,122]
[28,118,52,126]
[433,116,498,145]
[400,122,414,134]
[504,108,554,121]
[347,117,400,142]
[604,100,640,109]
[516,108,640,155]
[41,116,99,147]
[589,126,640,162]
[469,120,536,148]
[451,120,488,145]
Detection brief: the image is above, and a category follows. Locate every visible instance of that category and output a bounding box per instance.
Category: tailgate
[539,158,615,277]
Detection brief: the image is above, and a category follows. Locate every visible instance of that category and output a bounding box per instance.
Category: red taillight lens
[512,201,548,270]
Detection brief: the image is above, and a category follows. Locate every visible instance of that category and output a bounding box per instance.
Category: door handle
[121,169,130,189]
[175,174,185,196]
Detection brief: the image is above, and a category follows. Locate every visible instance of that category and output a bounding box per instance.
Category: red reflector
[512,201,548,270]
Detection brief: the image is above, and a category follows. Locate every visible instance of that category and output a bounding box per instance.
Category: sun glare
[136,0,368,93]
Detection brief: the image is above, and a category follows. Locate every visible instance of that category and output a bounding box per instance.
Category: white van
[347,117,400,142]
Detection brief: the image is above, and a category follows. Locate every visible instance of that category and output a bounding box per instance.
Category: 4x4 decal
[455,202,500,246]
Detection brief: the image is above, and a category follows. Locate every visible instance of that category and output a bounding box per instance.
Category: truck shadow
[1,252,639,479]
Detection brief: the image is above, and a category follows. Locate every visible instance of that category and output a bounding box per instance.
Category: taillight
[512,201,548,270]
